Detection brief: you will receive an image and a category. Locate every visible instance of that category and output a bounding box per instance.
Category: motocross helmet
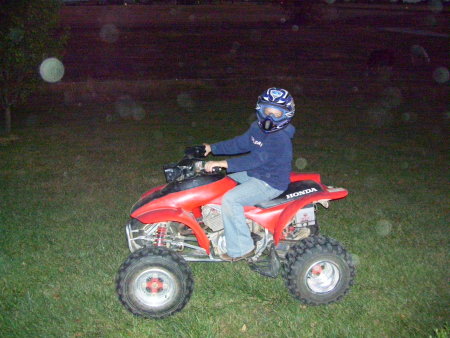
[256,88,295,133]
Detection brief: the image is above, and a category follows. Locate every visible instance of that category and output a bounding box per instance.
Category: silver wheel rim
[133,267,179,309]
[305,260,341,294]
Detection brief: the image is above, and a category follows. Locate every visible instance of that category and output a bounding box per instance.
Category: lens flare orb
[39,57,64,83]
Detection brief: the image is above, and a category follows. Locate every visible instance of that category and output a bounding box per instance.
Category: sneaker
[220,249,255,262]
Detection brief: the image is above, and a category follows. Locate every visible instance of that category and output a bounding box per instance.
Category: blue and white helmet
[256,88,295,133]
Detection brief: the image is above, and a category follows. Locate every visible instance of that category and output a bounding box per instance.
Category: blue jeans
[222,172,283,258]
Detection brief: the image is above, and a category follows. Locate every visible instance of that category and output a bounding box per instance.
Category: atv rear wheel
[283,235,355,305]
[116,246,194,319]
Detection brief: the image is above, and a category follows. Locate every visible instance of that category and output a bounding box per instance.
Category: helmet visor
[257,103,292,122]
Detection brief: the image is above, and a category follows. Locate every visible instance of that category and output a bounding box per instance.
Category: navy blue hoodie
[211,122,295,191]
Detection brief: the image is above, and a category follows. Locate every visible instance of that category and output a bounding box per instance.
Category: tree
[0,0,67,134]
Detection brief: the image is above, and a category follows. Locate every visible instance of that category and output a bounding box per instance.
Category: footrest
[248,244,280,278]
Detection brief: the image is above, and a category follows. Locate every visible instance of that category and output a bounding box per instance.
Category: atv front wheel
[284,235,355,305]
[116,246,194,319]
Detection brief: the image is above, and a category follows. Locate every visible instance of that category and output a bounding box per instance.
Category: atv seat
[256,180,323,209]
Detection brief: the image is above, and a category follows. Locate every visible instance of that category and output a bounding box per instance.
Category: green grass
[0,98,448,337]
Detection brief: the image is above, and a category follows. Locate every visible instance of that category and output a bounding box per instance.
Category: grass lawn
[0,97,448,337]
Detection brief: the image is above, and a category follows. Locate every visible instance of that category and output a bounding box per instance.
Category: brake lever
[194,160,205,173]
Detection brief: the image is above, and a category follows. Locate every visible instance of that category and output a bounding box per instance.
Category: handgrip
[212,166,224,174]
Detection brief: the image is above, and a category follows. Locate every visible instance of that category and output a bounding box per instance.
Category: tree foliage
[0,0,67,134]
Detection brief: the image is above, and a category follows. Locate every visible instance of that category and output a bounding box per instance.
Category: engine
[201,205,267,257]
[201,205,224,232]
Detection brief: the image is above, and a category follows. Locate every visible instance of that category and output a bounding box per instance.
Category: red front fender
[135,208,211,254]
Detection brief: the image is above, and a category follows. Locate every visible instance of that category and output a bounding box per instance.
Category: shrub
[0,0,67,134]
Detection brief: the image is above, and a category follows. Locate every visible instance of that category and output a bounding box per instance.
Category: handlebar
[164,157,225,183]
[184,145,206,159]
[193,160,224,174]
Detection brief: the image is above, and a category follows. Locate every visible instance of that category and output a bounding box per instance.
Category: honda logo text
[286,188,318,199]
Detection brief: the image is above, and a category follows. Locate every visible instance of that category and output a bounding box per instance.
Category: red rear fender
[274,186,348,244]
[136,208,210,254]
[290,172,321,183]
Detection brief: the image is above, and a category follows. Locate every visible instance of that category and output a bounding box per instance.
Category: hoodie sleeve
[211,127,251,155]
[226,126,293,174]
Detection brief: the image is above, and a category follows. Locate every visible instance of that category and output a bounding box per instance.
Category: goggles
[257,104,292,122]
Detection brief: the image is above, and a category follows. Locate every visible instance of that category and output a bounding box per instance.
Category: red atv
[116,146,355,319]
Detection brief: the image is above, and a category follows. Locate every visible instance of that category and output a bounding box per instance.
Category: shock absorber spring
[155,224,167,246]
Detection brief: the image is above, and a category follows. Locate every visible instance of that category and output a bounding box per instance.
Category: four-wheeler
[116,146,355,319]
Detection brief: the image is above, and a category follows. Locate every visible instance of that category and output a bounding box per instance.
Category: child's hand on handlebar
[202,144,227,172]
[203,144,212,156]
[204,160,228,173]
